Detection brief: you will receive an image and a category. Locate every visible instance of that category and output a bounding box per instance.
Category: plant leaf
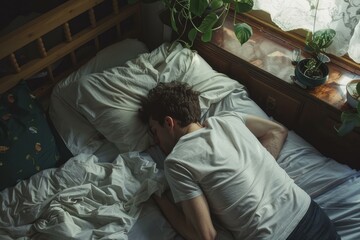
[210,0,224,10]
[312,29,336,49]
[234,23,253,45]
[190,0,209,16]
[198,12,218,32]
[201,30,213,42]
[170,9,178,33]
[187,28,198,43]
[234,0,254,13]
[337,111,360,136]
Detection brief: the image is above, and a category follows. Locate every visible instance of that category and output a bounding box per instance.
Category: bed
[0,1,359,239]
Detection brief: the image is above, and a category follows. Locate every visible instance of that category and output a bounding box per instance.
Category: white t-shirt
[164,111,310,240]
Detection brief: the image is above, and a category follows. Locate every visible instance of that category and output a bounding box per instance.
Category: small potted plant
[294,29,336,89]
[336,80,360,136]
[159,0,254,48]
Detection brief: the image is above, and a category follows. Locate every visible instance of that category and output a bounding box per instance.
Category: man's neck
[174,122,203,141]
[184,122,203,134]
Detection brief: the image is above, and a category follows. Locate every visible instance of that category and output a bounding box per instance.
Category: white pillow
[69,42,246,153]
[49,39,149,155]
[73,68,157,153]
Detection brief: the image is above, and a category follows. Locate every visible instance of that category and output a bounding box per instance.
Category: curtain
[254,0,360,63]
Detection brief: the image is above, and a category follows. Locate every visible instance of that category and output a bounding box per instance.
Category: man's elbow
[277,125,288,140]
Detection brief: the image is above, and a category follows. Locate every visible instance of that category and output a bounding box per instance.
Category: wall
[140,1,172,50]
[0,0,66,34]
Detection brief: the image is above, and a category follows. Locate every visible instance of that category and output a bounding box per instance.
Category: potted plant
[158,0,254,48]
[294,29,336,89]
[336,80,360,136]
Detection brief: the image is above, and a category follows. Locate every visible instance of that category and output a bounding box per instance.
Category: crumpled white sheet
[0,152,167,240]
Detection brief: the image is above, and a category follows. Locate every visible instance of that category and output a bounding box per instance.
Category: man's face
[149,117,176,155]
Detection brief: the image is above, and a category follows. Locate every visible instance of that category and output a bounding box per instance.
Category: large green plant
[336,82,360,136]
[161,0,254,47]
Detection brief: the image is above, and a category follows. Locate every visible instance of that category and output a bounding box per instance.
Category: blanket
[0,152,167,239]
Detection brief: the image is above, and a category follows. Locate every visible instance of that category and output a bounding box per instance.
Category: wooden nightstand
[192,15,360,169]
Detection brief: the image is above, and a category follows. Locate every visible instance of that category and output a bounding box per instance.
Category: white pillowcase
[68,42,245,153]
[51,41,246,155]
[49,38,149,155]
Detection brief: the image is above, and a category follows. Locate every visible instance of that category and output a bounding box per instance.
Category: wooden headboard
[0,0,141,101]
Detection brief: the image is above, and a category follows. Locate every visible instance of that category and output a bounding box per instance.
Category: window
[243,0,360,73]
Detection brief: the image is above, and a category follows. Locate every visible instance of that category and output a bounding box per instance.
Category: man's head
[140,81,201,154]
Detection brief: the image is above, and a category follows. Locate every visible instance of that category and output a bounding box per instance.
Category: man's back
[165,111,310,239]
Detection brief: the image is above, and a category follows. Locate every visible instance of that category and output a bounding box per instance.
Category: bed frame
[0,0,141,102]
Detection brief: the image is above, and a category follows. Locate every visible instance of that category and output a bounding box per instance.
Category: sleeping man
[139,81,340,240]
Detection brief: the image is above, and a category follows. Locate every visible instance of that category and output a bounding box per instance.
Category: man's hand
[152,192,217,240]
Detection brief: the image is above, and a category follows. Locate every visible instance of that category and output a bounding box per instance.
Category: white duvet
[0,152,167,239]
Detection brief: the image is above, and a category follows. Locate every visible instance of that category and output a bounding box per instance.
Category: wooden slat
[0,3,141,94]
[9,53,21,73]
[46,65,54,82]
[88,8,97,28]
[70,52,78,66]
[63,23,72,42]
[0,0,105,60]
[113,0,121,38]
[37,38,47,57]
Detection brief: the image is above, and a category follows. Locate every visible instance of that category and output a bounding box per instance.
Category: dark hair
[140,82,201,127]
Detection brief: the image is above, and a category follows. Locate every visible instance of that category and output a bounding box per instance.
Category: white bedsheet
[0,152,167,239]
[278,131,360,240]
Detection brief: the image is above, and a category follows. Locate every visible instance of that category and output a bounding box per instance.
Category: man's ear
[164,116,175,129]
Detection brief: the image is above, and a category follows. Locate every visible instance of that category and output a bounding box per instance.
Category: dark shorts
[287,200,341,240]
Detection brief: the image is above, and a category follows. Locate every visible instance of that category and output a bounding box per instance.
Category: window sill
[209,13,360,111]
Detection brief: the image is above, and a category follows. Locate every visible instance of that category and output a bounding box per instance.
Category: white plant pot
[346,79,360,108]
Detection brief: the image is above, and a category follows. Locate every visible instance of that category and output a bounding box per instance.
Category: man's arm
[244,115,288,159]
[153,192,217,240]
